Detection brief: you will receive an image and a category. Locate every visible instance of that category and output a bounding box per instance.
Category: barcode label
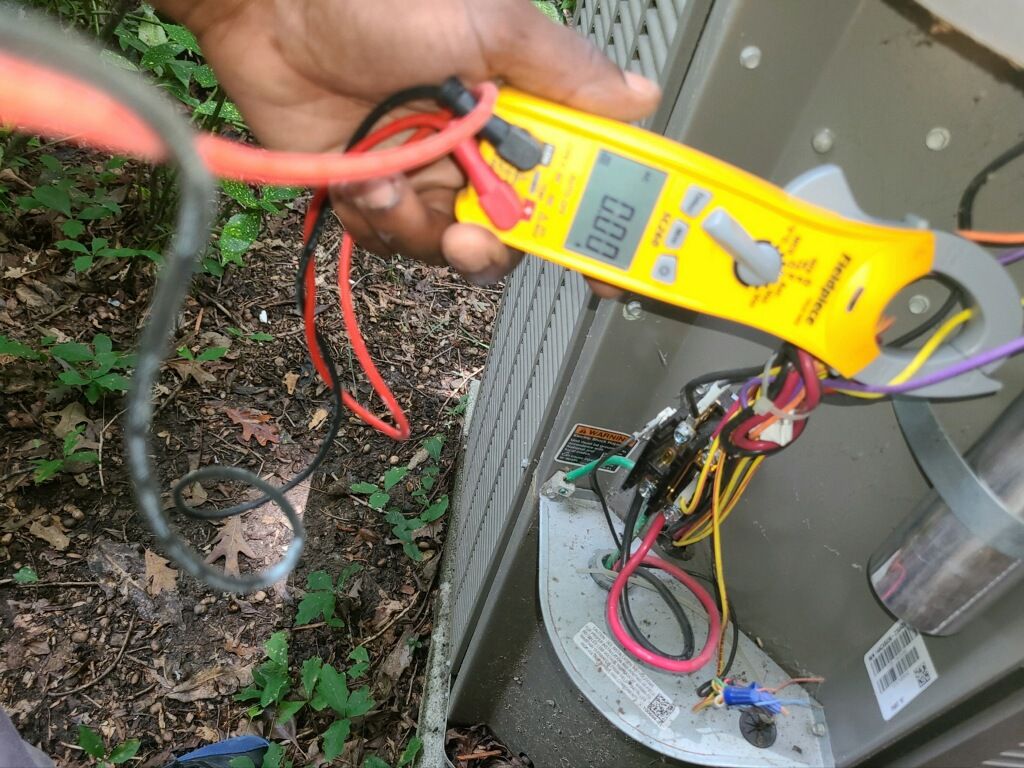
[573,622,679,729]
[864,621,937,721]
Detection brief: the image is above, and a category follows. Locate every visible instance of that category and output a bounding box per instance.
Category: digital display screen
[565,150,666,269]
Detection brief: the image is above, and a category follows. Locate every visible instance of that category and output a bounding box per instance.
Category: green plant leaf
[228,758,256,768]
[141,42,182,69]
[13,567,38,584]
[262,742,285,768]
[265,631,289,666]
[274,700,305,725]
[38,155,61,173]
[307,570,332,591]
[59,369,92,387]
[402,542,424,561]
[109,739,141,764]
[197,346,228,362]
[0,335,40,360]
[295,590,334,626]
[77,205,115,221]
[322,719,351,762]
[349,482,379,495]
[420,475,435,491]
[423,435,444,461]
[315,663,349,715]
[57,238,89,254]
[347,646,369,678]
[194,64,218,88]
[368,492,390,510]
[419,496,449,523]
[32,185,72,216]
[94,373,130,392]
[247,332,275,342]
[384,509,406,527]
[77,725,105,759]
[261,186,302,204]
[66,450,99,467]
[301,656,323,698]
[92,334,113,355]
[258,664,290,708]
[382,466,409,491]
[163,23,201,54]
[337,563,363,590]
[50,342,93,363]
[32,459,63,484]
[397,736,423,767]
[363,757,391,768]
[344,686,374,718]
[221,180,261,209]
[219,212,261,263]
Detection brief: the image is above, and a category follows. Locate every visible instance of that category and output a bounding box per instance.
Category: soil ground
[0,193,503,766]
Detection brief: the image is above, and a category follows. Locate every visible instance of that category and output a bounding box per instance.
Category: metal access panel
[446,1,1024,766]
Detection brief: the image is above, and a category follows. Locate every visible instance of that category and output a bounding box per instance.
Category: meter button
[702,209,782,286]
[652,254,678,284]
[666,220,689,249]
[681,186,713,218]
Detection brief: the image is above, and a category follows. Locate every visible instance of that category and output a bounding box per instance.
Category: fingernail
[343,176,401,212]
[623,71,661,98]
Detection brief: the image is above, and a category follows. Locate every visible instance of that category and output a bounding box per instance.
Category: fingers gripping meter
[455,88,936,378]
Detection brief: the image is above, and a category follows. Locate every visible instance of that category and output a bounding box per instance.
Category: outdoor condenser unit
[421,2,1024,766]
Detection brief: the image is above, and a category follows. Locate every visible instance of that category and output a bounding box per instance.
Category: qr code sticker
[643,694,676,725]
[914,663,932,688]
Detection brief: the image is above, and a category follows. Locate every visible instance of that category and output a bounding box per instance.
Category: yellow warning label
[556,422,631,469]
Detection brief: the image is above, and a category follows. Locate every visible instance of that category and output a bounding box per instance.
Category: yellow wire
[678,437,720,516]
[711,450,729,676]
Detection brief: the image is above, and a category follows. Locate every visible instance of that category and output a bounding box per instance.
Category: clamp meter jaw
[455,88,1019,388]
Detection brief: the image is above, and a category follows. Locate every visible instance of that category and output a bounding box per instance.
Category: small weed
[227,327,275,343]
[47,333,133,403]
[294,564,362,627]
[32,425,98,483]
[0,334,44,360]
[351,435,449,561]
[176,343,229,363]
[13,566,39,584]
[77,724,140,767]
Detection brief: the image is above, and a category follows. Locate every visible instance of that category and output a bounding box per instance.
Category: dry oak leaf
[144,549,178,596]
[168,359,217,385]
[226,407,280,446]
[28,520,69,551]
[282,372,299,395]
[307,407,329,431]
[205,516,256,577]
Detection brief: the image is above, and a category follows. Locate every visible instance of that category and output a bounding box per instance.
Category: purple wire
[999,248,1024,266]
[823,335,1024,394]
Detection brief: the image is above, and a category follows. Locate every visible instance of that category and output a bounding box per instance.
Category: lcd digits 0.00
[566,150,667,270]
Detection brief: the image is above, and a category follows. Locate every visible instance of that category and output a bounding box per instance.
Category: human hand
[159,0,661,294]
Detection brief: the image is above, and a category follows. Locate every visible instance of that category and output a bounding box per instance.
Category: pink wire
[606,514,722,673]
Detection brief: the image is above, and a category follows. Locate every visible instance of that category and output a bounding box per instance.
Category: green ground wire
[564,455,635,482]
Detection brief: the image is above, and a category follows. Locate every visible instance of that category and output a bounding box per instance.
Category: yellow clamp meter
[456,88,938,378]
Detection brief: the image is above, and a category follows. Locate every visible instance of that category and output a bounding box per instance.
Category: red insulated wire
[0,51,496,186]
[796,349,822,411]
[729,371,804,452]
[300,111,462,442]
[606,513,722,673]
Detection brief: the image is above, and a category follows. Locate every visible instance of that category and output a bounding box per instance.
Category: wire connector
[439,77,544,171]
[721,683,786,714]
[540,470,575,500]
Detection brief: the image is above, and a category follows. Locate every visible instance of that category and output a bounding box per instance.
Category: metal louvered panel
[984,746,1024,768]
[449,262,588,655]
[576,0,689,79]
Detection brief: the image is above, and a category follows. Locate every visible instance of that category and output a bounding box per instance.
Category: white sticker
[864,620,938,721]
[573,622,679,728]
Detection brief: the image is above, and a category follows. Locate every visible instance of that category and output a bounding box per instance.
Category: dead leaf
[371,599,405,630]
[307,408,329,431]
[3,267,29,280]
[162,665,251,702]
[204,517,257,577]
[377,630,415,698]
[29,520,69,551]
[52,402,89,439]
[226,408,280,446]
[6,411,33,429]
[168,359,217,385]
[407,448,430,470]
[282,372,299,395]
[144,549,178,596]
[14,285,45,308]
[181,482,208,507]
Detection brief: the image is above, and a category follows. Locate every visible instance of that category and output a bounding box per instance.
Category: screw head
[812,128,835,154]
[811,722,827,737]
[520,458,530,469]
[739,45,762,69]
[908,294,931,315]
[638,479,656,499]
[623,300,643,320]
[925,127,951,151]
[673,422,695,444]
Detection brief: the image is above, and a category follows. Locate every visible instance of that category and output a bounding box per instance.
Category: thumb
[478,2,661,123]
